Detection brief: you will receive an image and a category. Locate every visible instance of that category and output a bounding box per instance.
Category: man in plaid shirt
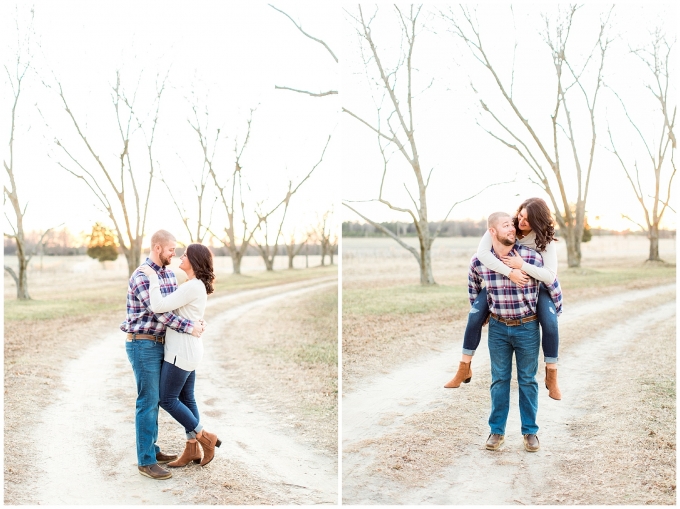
[121,230,205,480]
[467,212,562,454]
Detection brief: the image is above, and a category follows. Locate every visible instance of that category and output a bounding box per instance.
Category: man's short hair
[150,230,176,249]
[487,212,512,229]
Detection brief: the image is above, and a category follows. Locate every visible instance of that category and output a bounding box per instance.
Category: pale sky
[3,2,677,251]
[2,1,340,247]
[340,3,677,232]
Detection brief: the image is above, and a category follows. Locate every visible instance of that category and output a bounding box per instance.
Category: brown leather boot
[167,440,202,467]
[545,366,561,400]
[196,429,222,466]
[444,361,472,388]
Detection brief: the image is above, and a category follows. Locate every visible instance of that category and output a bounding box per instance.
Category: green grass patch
[5,297,123,321]
[559,264,676,292]
[213,265,337,295]
[343,284,469,316]
[294,289,338,367]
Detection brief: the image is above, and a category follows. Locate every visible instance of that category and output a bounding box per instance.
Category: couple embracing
[120,230,222,480]
[445,198,563,453]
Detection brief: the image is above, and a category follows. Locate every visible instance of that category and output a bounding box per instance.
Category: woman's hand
[500,249,524,270]
[139,265,155,279]
[508,268,529,288]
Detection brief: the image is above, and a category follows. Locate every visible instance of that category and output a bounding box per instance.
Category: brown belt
[490,313,537,327]
[126,333,165,344]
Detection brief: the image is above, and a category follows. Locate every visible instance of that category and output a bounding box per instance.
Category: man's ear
[488,227,496,237]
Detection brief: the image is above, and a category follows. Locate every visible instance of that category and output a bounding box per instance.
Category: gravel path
[342,284,676,504]
[31,277,338,505]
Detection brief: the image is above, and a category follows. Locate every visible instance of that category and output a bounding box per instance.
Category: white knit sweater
[476,230,558,285]
[147,277,207,371]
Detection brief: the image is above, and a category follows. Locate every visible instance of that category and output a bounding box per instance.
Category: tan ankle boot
[195,430,222,466]
[167,440,202,467]
[545,366,561,400]
[444,361,472,388]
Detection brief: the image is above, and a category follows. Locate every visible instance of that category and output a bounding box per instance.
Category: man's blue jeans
[126,339,164,466]
[488,317,540,436]
[463,285,559,363]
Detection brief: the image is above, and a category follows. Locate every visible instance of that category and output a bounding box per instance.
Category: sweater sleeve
[476,230,512,277]
[147,278,197,314]
[520,241,558,285]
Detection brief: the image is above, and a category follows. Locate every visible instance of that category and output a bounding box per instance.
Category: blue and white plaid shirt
[468,242,563,319]
[120,258,194,336]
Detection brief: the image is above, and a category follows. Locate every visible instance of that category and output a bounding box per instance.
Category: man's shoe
[138,463,172,480]
[545,366,562,400]
[444,361,472,388]
[485,433,505,451]
[523,434,540,452]
[156,451,179,464]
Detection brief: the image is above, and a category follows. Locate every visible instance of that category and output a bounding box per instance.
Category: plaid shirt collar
[145,258,166,275]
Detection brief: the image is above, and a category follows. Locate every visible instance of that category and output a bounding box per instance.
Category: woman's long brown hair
[185,244,215,295]
[513,198,556,252]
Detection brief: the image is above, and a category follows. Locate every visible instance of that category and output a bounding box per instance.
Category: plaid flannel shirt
[120,258,194,336]
[468,242,563,319]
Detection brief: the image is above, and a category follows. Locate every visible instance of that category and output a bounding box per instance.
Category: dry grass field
[4,255,337,505]
[342,235,676,505]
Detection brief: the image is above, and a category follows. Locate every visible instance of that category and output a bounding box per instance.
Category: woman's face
[179,252,192,274]
[517,208,531,233]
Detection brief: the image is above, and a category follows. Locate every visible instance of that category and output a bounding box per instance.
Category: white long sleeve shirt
[147,277,207,371]
[476,230,558,285]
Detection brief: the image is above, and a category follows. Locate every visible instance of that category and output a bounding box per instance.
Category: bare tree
[194,109,255,274]
[343,5,505,285]
[311,208,336,266]
[269,4,338,97]
[444,5,613,268]
[607,29,676,262]
[45,69,168,276]
[3,9,58,299]
[251,136,332,270]
[284,228,308,269]
[160,94,220,244]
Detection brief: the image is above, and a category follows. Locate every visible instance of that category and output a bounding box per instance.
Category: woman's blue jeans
[462,284,559,363]
[159,361,203,439]
[488,317,540,435]
[126,339,164,467]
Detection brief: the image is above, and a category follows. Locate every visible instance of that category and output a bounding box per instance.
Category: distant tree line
[343,220,676,239]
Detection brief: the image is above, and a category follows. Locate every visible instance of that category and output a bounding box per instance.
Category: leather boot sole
[138,467,172,480]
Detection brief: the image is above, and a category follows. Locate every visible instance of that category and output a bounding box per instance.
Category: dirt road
[342,283,676,504]
[30,276,338,505]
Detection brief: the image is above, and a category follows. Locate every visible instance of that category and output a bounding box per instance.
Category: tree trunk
[564,225,582,268]
[648,225,661,261]
[330,249,334,265]
[8,239,32,300]
[124,238,143,277]
[231,251,242,275]
[262,255,274,271]
[419,245,435,285]
[4,263,29,300]
[288,254,295,269]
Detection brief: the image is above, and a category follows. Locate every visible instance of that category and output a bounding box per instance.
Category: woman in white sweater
[140,243,222,467]
[445,197,562,399]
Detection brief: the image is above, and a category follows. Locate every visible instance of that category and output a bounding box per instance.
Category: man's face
[155,241,176,267]
[491,217,516,246]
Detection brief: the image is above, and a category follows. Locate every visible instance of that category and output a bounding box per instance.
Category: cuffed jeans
[126,339,164,467]
[488,316,540,436]
[462,285,559,363]
[159,361,203,439]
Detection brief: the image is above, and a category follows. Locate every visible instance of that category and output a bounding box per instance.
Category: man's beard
[498,234,515,246]
[159,254,172,267]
